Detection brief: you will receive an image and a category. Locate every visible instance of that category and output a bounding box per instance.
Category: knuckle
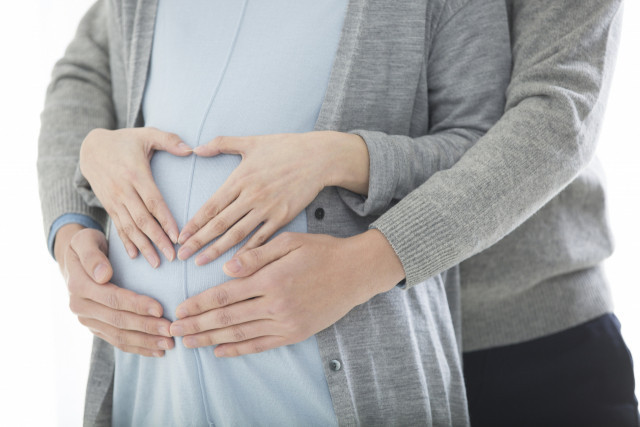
[142,319,157,335]
[251,342,265,354]
[158,216,170,230]
[106,292,121,310]
[213,288,230,307]
[133,295,147,315]
[231,326,246,342]
[111,311,126,329]
[145,198,160,214]
[211,218,229,236]
[121,223,135,237]
[249,248,263,267]
[187,319,202,334]
[152,228,167,244]
[203,204,220,219]
[254,233,267,246]
[115,331,128,347]
[144,335,160,349]
[216,309,233,327]
[134,214,148,229]
[227,227,246,244]
[189,237,204,250]
[205,245,221,261]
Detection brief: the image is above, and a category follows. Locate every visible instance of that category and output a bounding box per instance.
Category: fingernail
[145,253,160,268]
[162,247,175,262]
[176,307,188,319]
[93,263,108,281]
[127,246,137,259]
[225,258,242,274]
[195,254,210,266]
[169,231,179,244]
[178,232,191,245]
[153,351,163,358]
[158,326,171,337]
[171,325,184,336]
[178,246,193,261]
[178,142,192,152]
[215,347,226,358]
[148,307,162,317]
[157,340,169,350]
[183,337,196,348]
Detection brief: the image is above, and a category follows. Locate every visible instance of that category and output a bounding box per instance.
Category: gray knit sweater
[370,0,622,351]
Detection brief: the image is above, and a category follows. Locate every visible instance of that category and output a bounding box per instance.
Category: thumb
[70,229,114,284]
[193,135,245,157]
[223,233,298,277]
[144,127,192,156]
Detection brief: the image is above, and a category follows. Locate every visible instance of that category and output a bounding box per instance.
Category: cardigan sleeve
[37,0,114,251]
[371,0,623,288]
[337,0,512,217]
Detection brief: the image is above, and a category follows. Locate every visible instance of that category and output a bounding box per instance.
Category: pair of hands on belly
[60,127,405,357]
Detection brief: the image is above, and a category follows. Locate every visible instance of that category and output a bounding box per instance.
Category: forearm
[375,0,624,287]
[336,0,511,217]
[37,0,113,245]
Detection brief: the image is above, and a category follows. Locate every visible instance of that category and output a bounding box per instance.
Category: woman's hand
[177,131,369,265]
[80,127,192,267]
[169,230,404,357]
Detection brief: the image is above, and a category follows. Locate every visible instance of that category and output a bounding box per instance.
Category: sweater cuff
[337,129,403,217]
[370,189,463,289]
[48,213,104,260]
[39,175,108,256]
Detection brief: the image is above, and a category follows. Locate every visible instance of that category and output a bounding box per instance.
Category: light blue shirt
[103,1,348,425]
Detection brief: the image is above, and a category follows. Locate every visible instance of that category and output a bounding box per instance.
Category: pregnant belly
[109,151,307,317]
[108,152,336,426]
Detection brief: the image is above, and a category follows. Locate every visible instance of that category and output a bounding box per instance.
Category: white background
[0,1,638,425]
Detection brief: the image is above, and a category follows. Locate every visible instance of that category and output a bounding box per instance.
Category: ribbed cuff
[370,188,465,289]
[40,175,108,258]
[337,129,403,217]
[47,213,104,260]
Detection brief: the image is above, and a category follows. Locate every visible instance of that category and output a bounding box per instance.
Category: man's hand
[170,229,404,357]
[55,224,174,357]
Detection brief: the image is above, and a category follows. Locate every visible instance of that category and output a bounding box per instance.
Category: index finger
[66,250,165,318]
[90,282,165,318]
[175,278,260,319]
[134,172,179,244]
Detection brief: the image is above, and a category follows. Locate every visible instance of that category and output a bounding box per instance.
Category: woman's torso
[108,1,347,424]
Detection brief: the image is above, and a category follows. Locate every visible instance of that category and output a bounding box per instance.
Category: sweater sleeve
[37,0,114,246]
[372,0,623,288]
[337,0,512,216]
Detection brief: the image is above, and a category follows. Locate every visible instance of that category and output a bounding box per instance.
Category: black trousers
[463,314,639,427]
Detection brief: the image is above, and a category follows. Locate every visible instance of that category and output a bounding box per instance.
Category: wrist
[54,223,86,269]
[347,229,406,300]
[322,131,370,194]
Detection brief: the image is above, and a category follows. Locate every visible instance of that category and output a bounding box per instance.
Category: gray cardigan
[38,0,511,424]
